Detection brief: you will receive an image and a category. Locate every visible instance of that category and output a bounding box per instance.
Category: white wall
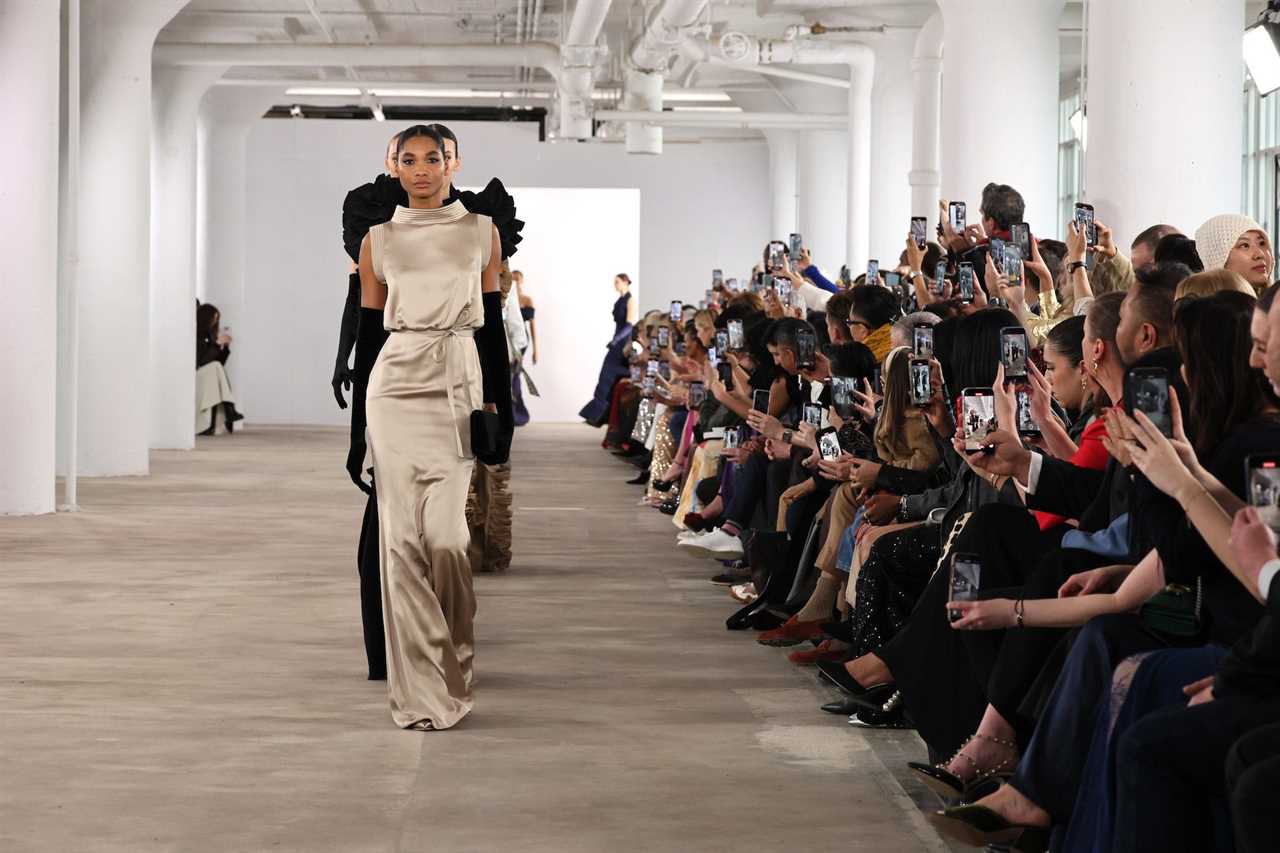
[237,119,769,425]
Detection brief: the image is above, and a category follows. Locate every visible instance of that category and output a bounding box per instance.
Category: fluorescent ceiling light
[670,105,743,113]
[367,88,502,98]
[371,104,385,122]
[663,91,732,102]
[284,86,361,96]
[1245,22,1280,96]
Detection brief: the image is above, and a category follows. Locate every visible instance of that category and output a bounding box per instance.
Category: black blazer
[1215,580,1280,701]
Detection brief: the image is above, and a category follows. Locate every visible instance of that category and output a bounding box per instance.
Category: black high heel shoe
[625,471,650,485]
[651,475,680,491]
[927,805,1048,852]
[657,499,678,515]
[908,733,1018,802]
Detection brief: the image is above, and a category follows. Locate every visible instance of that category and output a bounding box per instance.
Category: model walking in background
[579,273,637,425]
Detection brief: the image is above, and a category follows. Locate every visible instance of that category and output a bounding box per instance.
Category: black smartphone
[1000,326,1029,379]
[831,376,857,419]
[911,216,928,249]
[629,365,642,383]
[646,359,659,377]
[948,552,981,622]
[1011,222,1031,259]
[957,262,975,302]
[1075,202,1097,248]
[910,357,932,406]
[670,301,682,324]
[674,340,686,357]
[659,362,671,381]
[752,388,771,417]
[866,258,880,284]
[789,232,803,259]
[803,403,823,429]
[796,328,816,369]
[818,427,842,461]
[716,329,730,352]
[912,323,934,358]
[688,381,706,408]
[1246,453,1280,536]
[767,242,785,271]
[727,320,744,350]
[657,326,671,349]
[712,268,723,287]
[648,338,659,355]
[870,367,882,393]
[1016,388,1040,437]
[949,200,967,233]
[1124,366,1172,437]
[884,271,902,288]
[642,376,655,397]
[960,387,997,451]
[762,272,774,291]
[933,260,948,296]
[706,346,718,366]
[777,278,793,306]
[717,361,733,391]
[723,427,740,450]
[990,237,1007,272]
[1004,245,1024,287]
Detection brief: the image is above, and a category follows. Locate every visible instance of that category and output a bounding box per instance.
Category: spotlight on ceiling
[371,103,386,122]
[1245,2,1280,96]
[289,104,303,118]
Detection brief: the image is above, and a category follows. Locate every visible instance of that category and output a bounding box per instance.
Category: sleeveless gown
[579,291,634,425]
[366,201,493,730]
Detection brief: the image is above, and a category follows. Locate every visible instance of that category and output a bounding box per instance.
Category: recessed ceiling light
[669,105,743,113]
[663,91,732,102]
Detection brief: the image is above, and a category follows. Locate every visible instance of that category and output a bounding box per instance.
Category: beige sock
[796,573,839,623]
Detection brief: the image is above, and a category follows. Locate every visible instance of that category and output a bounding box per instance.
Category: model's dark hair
[616,273,631,285]
[979,183,1025,231]
[848,284,901,330]
[948,307,1019,391]
[1045,314,1086,366]
[1173,290,1275,456]
[425,123,458,155]
[395,124,446,158]
[1153,234,1204,272]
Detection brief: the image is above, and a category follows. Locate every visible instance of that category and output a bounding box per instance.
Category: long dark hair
[196,303,219,342]
[947,307,1019,391]
[1174,290,1279,455]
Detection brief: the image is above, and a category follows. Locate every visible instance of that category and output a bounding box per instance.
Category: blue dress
[579,291,634,425]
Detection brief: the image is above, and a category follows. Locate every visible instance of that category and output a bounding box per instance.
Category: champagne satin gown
[366,201,493,730]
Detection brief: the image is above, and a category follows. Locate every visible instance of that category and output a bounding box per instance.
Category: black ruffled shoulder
[341,174,407,263]
[456,177,524,260]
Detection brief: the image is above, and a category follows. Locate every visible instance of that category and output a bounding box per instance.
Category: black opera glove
[348,307,388,493]
[474,290,514,465]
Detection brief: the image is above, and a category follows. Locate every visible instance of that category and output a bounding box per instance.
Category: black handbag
[470,410,501,458]
[1139,577,1203,639]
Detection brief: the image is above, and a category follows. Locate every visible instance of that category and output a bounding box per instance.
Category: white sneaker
[676,530,714,551]
[676,530,702,544]
[689,528,744,560]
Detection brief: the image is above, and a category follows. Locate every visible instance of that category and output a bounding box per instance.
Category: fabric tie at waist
[389,326,478,458]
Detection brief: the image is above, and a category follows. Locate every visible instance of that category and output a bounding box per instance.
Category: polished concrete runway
[1,424,953,852]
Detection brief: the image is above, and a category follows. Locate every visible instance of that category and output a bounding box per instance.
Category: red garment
[1035,416,1110,531]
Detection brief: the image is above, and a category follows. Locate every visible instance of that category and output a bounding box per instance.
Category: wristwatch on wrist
[1067,260,1087,274]
[783,428,793,445]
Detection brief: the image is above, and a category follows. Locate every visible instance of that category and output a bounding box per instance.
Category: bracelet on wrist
[1014,598,1025,628]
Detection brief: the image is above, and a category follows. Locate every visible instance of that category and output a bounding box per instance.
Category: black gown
[579,291,634,425]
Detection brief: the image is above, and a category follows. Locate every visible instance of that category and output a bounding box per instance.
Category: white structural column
[150,65,226,449]
[1085,0,1244,245]
[764,130,798,239]
[798,131,850,274]
[910,12,944,222]
[196,89,276,399]
[868,28,917,262]
[77,0,186,476]
[0,0,61,514]
[937,0,1064,232]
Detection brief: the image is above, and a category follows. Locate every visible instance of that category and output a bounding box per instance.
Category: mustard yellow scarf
[864,324,894,363]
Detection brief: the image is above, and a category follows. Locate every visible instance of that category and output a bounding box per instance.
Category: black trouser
[726,452,770,530]
[356,483,386,680]
[1227,719,1280,853]
[1113,697,1280,853]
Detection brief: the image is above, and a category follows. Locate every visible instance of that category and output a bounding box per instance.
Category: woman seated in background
[195,302,244,436]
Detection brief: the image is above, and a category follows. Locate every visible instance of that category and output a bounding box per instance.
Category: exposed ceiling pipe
[678,38,850,88]
[625,0,710,154]
[909,12,943,218]
[596,109,846,128]
[559,0,614,139]
[718,33,875,271]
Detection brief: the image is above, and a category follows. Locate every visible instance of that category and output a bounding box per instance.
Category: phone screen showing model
[1010,222,1031,259]
[727,320,744,350]
[911,216,928,249]
[961,388,996,451]
[912,324,934,358]
[831,377,857,419]
[796,328,816,369]
[910,357,932,406]
[1004,245,1024,287]
[1016,389,1039,436]
[712,268,723,287]
[803,403,823,429]
[949,201,967,233]
[866,259,879,284]
[657,326,671,349]
[724,427,741,450]
[949,553,981,622]
[670,301,682,324]
[818,429,842,461]
[767,243,785,271]
[884,271,902,288]
[789,232,803,259]
[933,261,948,296]
[687,381,705,408]
[1125,367,1172,437]
[629,365,642,383]
[957,262,975,302]
[716,329,730,352]
[1075,203,1097,248]
[1247,455,1280,537]
[990,238,1007,272]
[1001,327,1029,378]
[646,359,659,377]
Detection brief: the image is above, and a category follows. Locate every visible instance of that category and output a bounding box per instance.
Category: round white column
[938,0,1064,233]
[150,65,226,450]
[0,0,61,514]
[869,29,916,264]
[197,88,276,401]
[798,130,849,275]
[910,12,944,223]
[764,130,798,239]
[1085,0,1244,246]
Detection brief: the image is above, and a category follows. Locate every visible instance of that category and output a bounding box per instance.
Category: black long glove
[474,290,514,465]
[348,307,388,493]
[332,273,360,409]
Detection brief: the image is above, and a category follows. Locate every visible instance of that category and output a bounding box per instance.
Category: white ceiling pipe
[598,109,845,128]
[909,12,943,218]
[624,0,709,153]
[560,0,614,139]
[678,38,850,89]
[722,35,875,272]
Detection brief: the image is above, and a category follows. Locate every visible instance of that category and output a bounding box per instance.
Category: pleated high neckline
[391,200,468,225]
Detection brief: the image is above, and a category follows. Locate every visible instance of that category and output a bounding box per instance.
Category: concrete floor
[1,424,952,853]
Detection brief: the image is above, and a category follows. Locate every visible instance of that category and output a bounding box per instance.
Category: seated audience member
[195,302,244,436]
[1194,214,1274,294]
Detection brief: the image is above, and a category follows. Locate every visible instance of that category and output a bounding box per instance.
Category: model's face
[614,277,628,293]
[1225,230,1273,289]
[384,135,399,176]
[441,138,460,183]
[397,137,447,201]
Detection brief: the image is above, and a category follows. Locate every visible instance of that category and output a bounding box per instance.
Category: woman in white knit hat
[1193,213,1274,292]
